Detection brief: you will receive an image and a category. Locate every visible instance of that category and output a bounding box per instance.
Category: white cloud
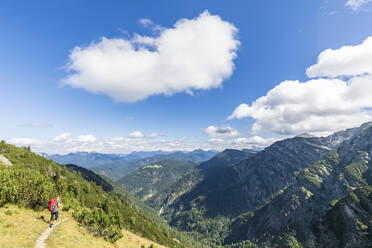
[9,138,44,147]
[203,125,240,138]
[139,18,153,27]
[127,131,144,138]
[52,133,71,142]
[149,133,159,138]
[7,134,194,154]
[229,37,372,136]
[345,0,372,10]
[207,135,277,150]
[76,134,97,143]
[62,11,239,102]
[232,136,277,149]
[138,18,164,32]
[7,132,277,155]
[306,37,372,78]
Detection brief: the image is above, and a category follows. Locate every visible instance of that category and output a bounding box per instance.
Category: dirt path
[0,154,12,165]
[34,218,68,248]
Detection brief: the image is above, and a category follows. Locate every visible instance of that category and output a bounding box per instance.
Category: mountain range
[118,122,372,247]
[46,150,218,181]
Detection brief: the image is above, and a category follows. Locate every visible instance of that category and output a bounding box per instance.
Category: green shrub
[73,208,123,243]
[4,210,12,216]
[0,167,57,209]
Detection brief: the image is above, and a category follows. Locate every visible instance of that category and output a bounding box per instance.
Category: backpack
[49,198,57,212]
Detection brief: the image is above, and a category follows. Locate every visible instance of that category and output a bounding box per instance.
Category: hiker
[49,195,63,228]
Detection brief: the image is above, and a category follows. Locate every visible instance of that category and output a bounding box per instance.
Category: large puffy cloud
[63,11,239,102]
[203,126,240,138]
[229,36,372,136]
[306,37,372,78]
[345,0,372,10]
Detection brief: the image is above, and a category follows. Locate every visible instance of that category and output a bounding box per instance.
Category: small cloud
[203,126,240,138]
[19,122,54,128]
[139,18,153,27]
[149,133,159,138]
[128,131,144,138]
[51,133,71,142]
[138,18,164,32]
[232,136,277,148]
[345,0,372,10]
[76,134,97,143]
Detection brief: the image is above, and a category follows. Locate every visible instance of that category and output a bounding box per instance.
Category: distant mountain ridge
[46,150,174,168]
[47,149,217,167]
[90,149,218,180]
[46,149,218,180]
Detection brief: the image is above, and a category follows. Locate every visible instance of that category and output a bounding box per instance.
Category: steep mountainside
[309,186,372,248]
[117,159,197,201]
[146,149,256,211]
[65,163,114,192]
[227,122,372,247]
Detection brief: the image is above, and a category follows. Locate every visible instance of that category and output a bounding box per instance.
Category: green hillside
[0,140,183,247]
[117,159,197,201]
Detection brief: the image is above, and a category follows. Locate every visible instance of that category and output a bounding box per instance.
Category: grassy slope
[48,211,167,248]
[0,205,166,248]
[0,205,49,248]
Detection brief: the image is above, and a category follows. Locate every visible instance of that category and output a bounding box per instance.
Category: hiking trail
[0,154,12,165]
[34,218,68,248]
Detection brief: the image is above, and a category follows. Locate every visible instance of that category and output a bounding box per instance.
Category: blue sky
[1,0,372,154]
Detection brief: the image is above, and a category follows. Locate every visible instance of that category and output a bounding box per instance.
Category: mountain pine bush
[73,208,123,243]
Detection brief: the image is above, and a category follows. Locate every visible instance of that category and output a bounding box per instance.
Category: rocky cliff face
[308,186,372,248]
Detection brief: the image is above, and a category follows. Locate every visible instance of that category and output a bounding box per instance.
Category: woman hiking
[49,195,63,228]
